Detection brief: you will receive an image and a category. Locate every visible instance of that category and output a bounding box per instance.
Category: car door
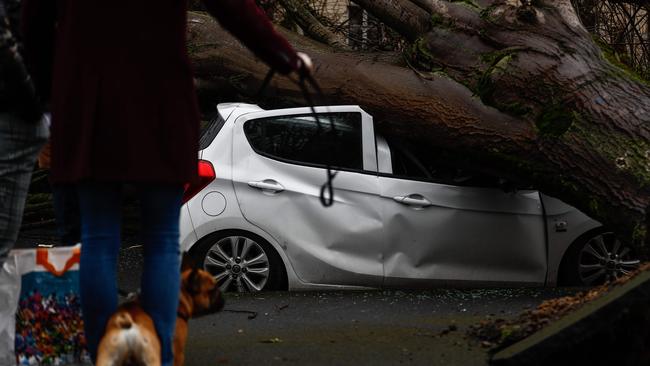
[231,106,385,287]
[377,139,547,287]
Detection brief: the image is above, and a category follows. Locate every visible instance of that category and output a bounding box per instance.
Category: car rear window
[243,113,363,170]
[199,114,226,150]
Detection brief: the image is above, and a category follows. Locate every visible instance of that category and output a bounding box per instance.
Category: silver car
[179,103,640,292]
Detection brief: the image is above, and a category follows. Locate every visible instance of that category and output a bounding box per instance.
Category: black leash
[258,68,337,207]
[256,69,276,99]
[118,288,132,297]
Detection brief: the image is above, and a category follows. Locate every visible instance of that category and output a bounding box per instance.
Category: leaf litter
[466,262,650,350]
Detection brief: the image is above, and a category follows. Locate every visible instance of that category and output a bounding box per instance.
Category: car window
[387,140,431,180]
[385,139,504,188]
[199,114,226,150]
[244,113,364,170]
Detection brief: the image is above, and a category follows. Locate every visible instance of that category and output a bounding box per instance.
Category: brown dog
[96,257,224,366]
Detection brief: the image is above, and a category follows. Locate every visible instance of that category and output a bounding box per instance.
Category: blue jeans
[0,113,48,265]
[77,183,183,365]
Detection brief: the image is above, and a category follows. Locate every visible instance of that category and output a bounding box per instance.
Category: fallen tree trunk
[187,0,650,251]
[276,0,349,48]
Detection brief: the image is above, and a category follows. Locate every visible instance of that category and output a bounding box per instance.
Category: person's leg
[138,184,183,366]
[76,183,122,361]
[0,113,48,265]
[52,183,81,245]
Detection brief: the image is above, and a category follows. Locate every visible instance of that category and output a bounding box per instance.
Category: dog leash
[258,67,338,207]
[117,288,132,297]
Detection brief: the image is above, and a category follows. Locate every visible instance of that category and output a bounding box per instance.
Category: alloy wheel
[203,235,270,292]
[577,232,640,285]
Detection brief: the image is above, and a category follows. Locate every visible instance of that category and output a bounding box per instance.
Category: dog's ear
[188,268,202,295]
[181,252,195,271]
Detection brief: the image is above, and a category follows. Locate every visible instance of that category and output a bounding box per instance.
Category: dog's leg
[139,326,162,366]
[96,335,119,366]
[95,353,112,366]
[96,328,121,366]
[173,319,188,366]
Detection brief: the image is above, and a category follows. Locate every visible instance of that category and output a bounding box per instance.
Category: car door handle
[248,180,285,193]
[393,194,432,208]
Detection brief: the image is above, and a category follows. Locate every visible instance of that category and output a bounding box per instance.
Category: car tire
[190,230,287,292]
[558,229,640,286]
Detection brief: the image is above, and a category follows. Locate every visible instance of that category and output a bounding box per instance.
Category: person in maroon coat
[21,1,312,363]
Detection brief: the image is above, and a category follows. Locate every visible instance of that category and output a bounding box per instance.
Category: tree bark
[187,0,650,251]
[276,0,349,49]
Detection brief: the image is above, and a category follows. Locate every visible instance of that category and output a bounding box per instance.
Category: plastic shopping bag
[0,255,21,365]
[12,245,90,366]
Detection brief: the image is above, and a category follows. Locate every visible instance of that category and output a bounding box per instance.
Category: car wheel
[192,231,287,292]
[559,230,640,286]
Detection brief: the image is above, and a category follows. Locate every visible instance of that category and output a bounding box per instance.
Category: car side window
[386,139,504,188]
[244,113,364,170]
[387,140,432,181]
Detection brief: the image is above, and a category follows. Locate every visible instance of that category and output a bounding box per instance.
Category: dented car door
[231,106,385,287]
[377,139,548,287]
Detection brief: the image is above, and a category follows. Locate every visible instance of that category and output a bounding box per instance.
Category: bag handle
[36,247,81,277]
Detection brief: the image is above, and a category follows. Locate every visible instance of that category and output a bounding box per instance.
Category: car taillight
[182,160,216,204]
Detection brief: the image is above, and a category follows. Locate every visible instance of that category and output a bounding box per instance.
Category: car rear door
[377,140,547,287]
[231,106,385,287]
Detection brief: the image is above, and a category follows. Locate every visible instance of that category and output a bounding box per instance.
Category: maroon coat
[22,0,299,184]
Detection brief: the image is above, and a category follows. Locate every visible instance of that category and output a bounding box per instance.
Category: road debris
[223,308,258,320]
[260,337,283,344]
[439,324,458,336]
[468,262,650,351]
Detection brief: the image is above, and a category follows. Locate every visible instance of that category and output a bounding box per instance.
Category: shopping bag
[12,245,91,366]
[0,255,21,365]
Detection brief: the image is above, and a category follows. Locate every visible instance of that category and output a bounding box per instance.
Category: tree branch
[350,0,431,41]
[277,0,349,49]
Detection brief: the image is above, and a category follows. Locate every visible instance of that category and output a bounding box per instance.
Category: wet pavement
[115,246,580,366]
[183,288,580,366]
[9,239,582,366]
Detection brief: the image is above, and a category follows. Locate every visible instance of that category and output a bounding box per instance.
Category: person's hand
[296,52,313,78]
[42,113,52,129]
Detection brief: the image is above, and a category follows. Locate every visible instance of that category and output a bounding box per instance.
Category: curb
[491,270,650,365]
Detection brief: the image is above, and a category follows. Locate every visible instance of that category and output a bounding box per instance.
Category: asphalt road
[114,246,579,366]
[182,289,579,366]
[9,237,582,366]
